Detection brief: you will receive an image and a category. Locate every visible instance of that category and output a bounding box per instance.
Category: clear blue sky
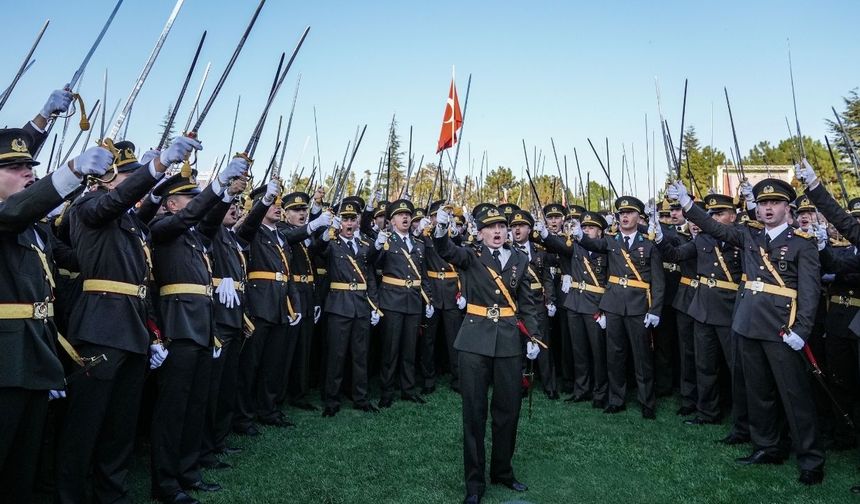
[3,0,858,199]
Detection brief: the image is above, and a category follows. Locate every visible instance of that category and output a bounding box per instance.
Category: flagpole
[451,73,471,179]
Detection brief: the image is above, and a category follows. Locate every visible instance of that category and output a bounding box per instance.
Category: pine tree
[826,88,860,162]
[156,104,175,147]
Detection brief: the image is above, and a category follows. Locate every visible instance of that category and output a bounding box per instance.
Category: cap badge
[11,138,28,153]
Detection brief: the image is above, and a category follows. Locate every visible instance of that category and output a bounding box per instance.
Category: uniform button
[495,289,500,294]
[713,263,718,267]
[759,266,764,270]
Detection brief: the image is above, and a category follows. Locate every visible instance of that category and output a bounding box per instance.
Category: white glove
[526,341,540,360]
[425,304,435,319]
[605,214,615,226]
[437,207,451,226]
[651,219,664,243]
[314,305,322,323]
[596,313,607,329]
[309,211,332,231]
[289,312,302,326]
[370,310,381,326]
[369,189,382,210]
[456,295,466,310]
[419,217,431,231]
[213,346,222,359]
[570,219,583,241]
[262,179,280,206]
[739,180,756,209]
[331,215,342,230]
[375,231,390,250]
[140,149,160,166]
[217,156,249,185]
[149,342,168,369]
[795,158,818,188]
[667,181,691,209]
[561,274,572,294]
[546,303,557,317]
[160,136,202,167]
[784,330,805,351]
[48,389,66,401]
[535,220,549,239]
[71,146,113,176]
[215,277,241,309]
[644,313,661,328]
[813,224,828,251]
[40,88,73,119]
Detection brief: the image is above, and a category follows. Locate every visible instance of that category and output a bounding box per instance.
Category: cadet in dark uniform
[57,140,188,503]
[573,197,665,419]
[149,155,248,503]
[537,211,610,408]
[319,199,381,416]
[0,122,111,504]
[374,198,433,407]
[670,178,825,485]
[433,206,542,504]
[542,203,573,393]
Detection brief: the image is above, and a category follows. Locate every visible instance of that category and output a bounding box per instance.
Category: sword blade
[158,30,207,150]
[0,19,49,112]
[69,0,124,90]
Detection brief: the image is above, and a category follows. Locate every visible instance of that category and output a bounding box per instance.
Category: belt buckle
[486,304,500,323]
[748,280,764,293]
[237,282,245,292]
[690,279,700,288]
[578,281,587,291]
[32,302,49,320]
[618,277,629,287]
[275,272,284,282]
[205,285,214,297]
[840,295,851,306]
[137,285,148,299]
[706,278,716,288]
[300,274,308,283]
[437,272,446,280]
[405,279,414,288]
[349,281,358,291]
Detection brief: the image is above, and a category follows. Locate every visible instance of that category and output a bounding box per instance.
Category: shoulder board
[792,229,814,240]
[830,238,852,248]
[605,231,618,236]
[533,242,545,251]
[359,239,369,247]
[745,220,764,230]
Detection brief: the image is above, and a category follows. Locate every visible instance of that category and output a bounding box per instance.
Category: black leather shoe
[322,406,339,418]
[463,494,481,504]
[850,483,860,493]
[290,401,318,411]
[684,417,719,426]
[421,385,436,395]
[735,449,785,465]
[717,433,750,445]
[565,392,592,403]
[378,398,393,409]
[676,405,696,416]
[184,480,222,493]
[260,416,295,428]
[233,425,260,437]
[546,390,560,400]
[200,460,231,470]
[402,394,427,404]
[355,403,379,413]
[155,491,199,504]
[592,399,607,409]
[798,470,824,486]
[642,407,656,420]
[491,478,528,492]
[218,446,243,455]
[603,404,626,414]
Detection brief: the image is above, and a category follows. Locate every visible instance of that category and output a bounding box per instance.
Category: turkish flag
[436,77,463,153]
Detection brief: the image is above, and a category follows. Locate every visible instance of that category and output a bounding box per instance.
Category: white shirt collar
[766,222,790,241]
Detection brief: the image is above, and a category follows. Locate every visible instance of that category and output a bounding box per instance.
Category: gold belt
[83,279,148,299]
[427,270,457,280]
[830,295,860,308]
[292,274,315,284]
[529,282,543,290]
[57,268,80,279]
[248,271,287,282]
[466,303,515,322]
[575,280,606,294]
[0,302,54,320]
[159,283,213,297]
[698,276,739,291]
[744,281,797,299]
[316,268,327,275]
[330,282,367,291]
[211,278,245,292]
[608,275,650,290]
[679,276,698,288]
[382,276,420,288]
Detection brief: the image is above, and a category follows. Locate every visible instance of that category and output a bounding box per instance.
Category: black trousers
[740,336,824,471]
[459,351,522,497]
[56,344,146,504]
[421,307,464,390]
[324,314,371,409]
[554,307,574,392]
[677,311,697,409]
[0,387,48,504]
[654,305,677,396]
[824,307,859,444]
[150,340,211,498]
[693,322,732,421]
[234,319,292,429]
[380,311,420,401]
[567,310,607,403]
[729,331,750,437]
[200,324,242,465]
[533,311,556,394]
[286,314,315,404]
[606,312,656,410]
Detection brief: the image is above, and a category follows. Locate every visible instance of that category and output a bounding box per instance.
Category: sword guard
[234,152,254,166]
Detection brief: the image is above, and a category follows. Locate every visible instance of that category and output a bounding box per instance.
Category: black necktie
[765,233,771,248]
[492,249,502,271]
[349,239,357,256]
[624,236,631,250]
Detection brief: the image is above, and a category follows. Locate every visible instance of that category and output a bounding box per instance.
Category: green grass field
[127,386,859,503]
